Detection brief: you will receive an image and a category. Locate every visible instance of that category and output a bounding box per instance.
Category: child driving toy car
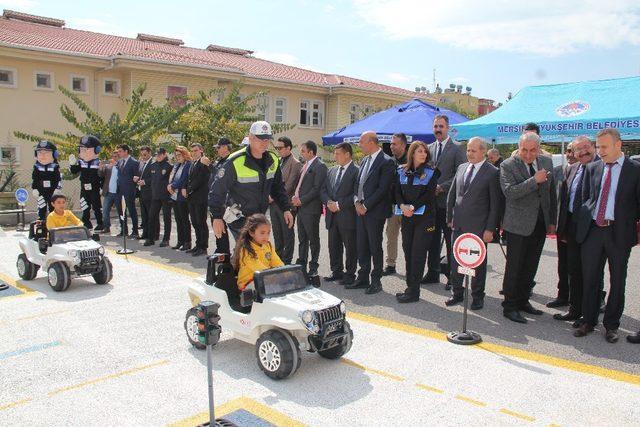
[46,194,83,230]
[232,214,284,291]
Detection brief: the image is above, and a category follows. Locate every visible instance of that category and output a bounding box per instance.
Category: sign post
[116,196,134,255]
[14,188,29,232]
[447,233,486,345]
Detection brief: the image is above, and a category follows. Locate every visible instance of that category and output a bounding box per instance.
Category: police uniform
[32,141,62,221]
[208,146,291,237]
[395,164,439,297]
[70,135,103,229]
[146,153,173,244]
[208,151,231,254]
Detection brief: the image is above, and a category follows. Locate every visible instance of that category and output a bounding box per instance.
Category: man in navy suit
[115,144,140,238]
[346,131,395,295]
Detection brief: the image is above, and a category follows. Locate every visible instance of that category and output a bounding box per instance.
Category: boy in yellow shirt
[232,214,284,291]
[46,195,83,230]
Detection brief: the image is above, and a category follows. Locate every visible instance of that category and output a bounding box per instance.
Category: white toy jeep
[184,254,353,380]
[17,222,113,291]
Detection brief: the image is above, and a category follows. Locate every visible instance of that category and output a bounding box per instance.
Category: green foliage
[0,156,22,192]
[14,83,189,158]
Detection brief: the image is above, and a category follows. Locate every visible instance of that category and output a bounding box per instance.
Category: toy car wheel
[256,329,301,380]
[184,307,206,350]
[92,257,113,285]
[16,253,38,280]
[318,321,353,360]
[48,262,71,292]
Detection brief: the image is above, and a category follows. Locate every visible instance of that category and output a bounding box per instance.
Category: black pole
[116,197,134,255]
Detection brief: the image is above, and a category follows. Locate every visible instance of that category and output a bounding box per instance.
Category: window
[349,104,360,124]
[255,95,270,121]
[103,78,121,96]
[300,100,324,127]
[363,104,374,117]
[34,71,53,90]
[71,75,88,93]
[274,97,287,123]
[0,67,17,88]
[167,85,188,108]
[0,146,19,164]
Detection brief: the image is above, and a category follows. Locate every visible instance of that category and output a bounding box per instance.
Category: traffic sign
[14,188,28,206]
[453,233,486,269]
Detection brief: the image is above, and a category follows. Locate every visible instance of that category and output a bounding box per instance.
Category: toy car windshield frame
[49,226,91,244]
[253,265,311,299]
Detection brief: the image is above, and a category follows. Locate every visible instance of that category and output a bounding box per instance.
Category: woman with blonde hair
[394,140,440,303]
[168,146,192,250]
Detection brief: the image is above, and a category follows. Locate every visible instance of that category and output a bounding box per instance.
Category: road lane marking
[169,396,306,427]
[499,408,536,422]
[415,383,445,394]
[0,271,38,300]
[109,252,640,387]
[455,394,488,407]
[341,358,406,382]
[0,398,32,411]
[0,341,62,361]
[47,360,170,396]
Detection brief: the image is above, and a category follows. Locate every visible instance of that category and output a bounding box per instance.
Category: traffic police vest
[231,148,279,183]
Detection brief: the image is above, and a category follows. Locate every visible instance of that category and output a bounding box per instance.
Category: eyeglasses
[274,145,286,150]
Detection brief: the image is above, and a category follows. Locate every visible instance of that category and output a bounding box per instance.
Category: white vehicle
[184,254,353,380]
[17,222,113,291]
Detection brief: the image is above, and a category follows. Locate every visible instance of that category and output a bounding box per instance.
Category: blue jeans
[102,192,118,228]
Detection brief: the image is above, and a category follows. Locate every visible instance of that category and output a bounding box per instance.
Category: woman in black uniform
[395,141,439,303]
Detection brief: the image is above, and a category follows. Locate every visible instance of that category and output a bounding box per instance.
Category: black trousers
[356,215,386,281]
[427,207,452,275]
[270,204,295,264]
[450,230,488,300]
[296,213,321,273]
[581,224,631,330]
[401,214,434,293]
[173,201,191,246]
[328,220,357,279]
[80,188,103,229]
[37,191,54,221]
[212,218,230,254]
[148,199,172,242]
[115,193,138,234]
[556,238,569,300]
[502,216,546,311]
[140,197,151,238]
[189,201,209,250]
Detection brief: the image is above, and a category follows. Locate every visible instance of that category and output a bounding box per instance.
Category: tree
[14,83,189,157]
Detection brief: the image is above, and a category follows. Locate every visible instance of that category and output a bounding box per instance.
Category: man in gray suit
[292,140,328,275]
[423,114,467,287]
[321,142,359,285]
[446,137,502,310]
[500,132,557,323]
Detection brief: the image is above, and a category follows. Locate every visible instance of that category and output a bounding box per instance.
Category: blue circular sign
[15,188,29,205]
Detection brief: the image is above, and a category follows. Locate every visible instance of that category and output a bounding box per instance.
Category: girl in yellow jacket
[232,214,284,291]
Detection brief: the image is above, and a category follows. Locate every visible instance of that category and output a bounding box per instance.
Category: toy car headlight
[340,301,346,314]
[68,249,78,258]
[98,247,105,255]
[301,310,314,324]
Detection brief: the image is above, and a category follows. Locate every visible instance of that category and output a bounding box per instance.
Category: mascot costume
[69,135,104,231]
[32,140,62,221]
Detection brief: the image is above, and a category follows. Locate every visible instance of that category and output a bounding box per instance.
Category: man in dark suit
[187,143,211,257]
[144,148,173,247]
[292,140,328,276]
[115,144,140,238]
[321,142,359,285]
[487,148,503,168]
[346,131,395,294]
[573,128,640,343]
[423,115,466,287]
[446,137,502,310]
[500,132,556,323]
[136,146,153,241]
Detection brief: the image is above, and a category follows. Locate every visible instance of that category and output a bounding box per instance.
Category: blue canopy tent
[452,77,640,144]
[322,99,469,145]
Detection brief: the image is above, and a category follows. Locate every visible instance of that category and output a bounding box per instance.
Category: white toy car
[17,222,113,291]
[184,254,353,380]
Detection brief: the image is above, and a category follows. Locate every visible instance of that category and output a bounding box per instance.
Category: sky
[2,0,639,103]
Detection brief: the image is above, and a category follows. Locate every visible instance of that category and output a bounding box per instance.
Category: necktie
[528,163,536,177]
[435,142,442,163]
[571,165,584,214]
[334,166,344,191]
[294,161,310,198]
[595,163,615,226]
[463,164,475,194]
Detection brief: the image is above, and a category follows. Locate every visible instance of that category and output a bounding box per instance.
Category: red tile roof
[0,11,420,98]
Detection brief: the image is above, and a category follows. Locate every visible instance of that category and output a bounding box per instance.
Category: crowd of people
[41,116,640,345]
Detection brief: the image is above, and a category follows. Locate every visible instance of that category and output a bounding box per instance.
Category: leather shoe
[182,245,194,252]
[572,318,584,329]
[159,240,169,248]
[546,298,569,308]
[324,273,344,282]
[99,227,111,234]
[340,276,355,286]
[143,240,154,247]
[444,283,451,291]
[129,233,140,240]
[573,323,594,337]
[172,243,183,250]
[520,303,543,316]
[396,291,419,303]
[192,248,206,256]
[553,310,581,321]
[626,332,640,344]
[605,329,619,343]
[445,295,464,306]
[503,310,527,324]
[346,279,369,290]
[470,299,484,310]
[382,266,396,276]
[365,280,382,295]
[420,271,440,284]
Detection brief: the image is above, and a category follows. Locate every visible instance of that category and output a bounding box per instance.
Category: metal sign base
[447,330,482,345]
[448,272,482,346]
[116,248,134,255]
